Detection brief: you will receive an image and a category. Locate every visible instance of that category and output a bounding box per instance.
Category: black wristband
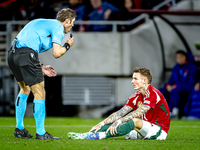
[63,43,70,51]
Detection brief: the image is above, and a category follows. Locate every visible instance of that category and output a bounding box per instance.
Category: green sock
[93,120,135,138]
[106,120,135,138]
[95,124,112,132]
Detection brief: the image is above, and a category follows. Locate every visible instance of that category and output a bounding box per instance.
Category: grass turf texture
[0,117,200,150]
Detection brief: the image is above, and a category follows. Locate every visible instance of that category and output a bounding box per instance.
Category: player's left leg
[68,119,135,140]
[68,119,167,140]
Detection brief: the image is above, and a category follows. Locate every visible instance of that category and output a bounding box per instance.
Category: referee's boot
[14,128,33,139]
[35,132,60,140]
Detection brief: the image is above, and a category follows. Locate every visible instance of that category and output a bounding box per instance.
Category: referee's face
[64,18,76,33]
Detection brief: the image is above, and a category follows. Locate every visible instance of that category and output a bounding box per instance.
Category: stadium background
[0,0,200,119]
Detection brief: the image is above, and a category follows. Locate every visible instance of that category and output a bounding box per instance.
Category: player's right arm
[53,37,74,58]
[89,105,133,133]
[103,105,133,125]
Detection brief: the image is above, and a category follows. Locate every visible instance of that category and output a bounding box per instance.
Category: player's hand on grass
[42,65,57,77]
[89,122,104,133]
[106,120,121,136]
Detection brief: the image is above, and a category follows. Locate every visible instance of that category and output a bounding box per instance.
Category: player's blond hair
[56,8,77,23]
[133,67,153,84]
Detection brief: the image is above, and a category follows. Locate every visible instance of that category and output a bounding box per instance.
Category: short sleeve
[126,93,137,110]
[52,25,64,46]
[143,91,157,109]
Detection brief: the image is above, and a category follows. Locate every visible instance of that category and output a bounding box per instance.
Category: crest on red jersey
[137,101,143,108]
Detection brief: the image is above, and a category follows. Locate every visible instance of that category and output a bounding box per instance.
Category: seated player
[68,67,171,140]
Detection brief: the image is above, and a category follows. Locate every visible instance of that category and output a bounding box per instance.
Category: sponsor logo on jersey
[144,100,150,104]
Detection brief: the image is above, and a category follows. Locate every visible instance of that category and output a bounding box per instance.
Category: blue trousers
[159,85,193,112]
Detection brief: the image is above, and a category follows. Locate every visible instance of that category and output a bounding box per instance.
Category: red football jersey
[126,85,171,133]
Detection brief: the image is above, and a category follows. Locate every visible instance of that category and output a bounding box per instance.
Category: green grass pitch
[0,117,200,150]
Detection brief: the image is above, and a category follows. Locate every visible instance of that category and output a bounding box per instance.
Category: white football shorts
[126,120,167,140]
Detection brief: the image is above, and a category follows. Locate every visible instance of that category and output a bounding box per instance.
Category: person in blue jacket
[160,50,198,119]
[85,0,120,31]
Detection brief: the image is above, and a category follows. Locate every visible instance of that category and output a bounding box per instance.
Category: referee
[7,8,76,139]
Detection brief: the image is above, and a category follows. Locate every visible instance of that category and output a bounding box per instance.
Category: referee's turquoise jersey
[16,19,64,53]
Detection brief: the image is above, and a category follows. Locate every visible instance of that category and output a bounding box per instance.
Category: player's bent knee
[132,118,143,131]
